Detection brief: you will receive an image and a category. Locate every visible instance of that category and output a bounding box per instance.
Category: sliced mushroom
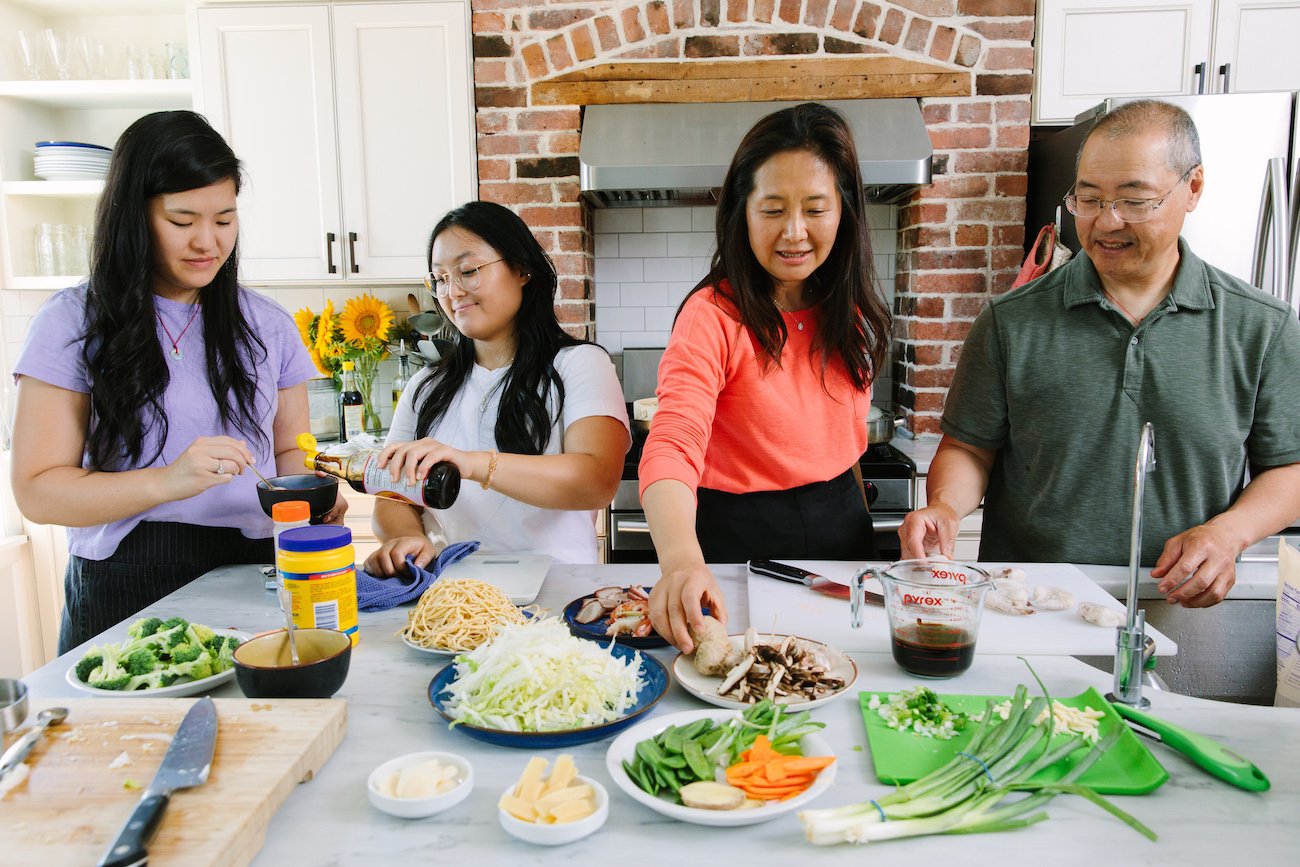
[717,656,756,695]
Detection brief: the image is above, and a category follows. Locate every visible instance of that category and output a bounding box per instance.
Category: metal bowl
[867,410,901,444]
[1,678,29,732]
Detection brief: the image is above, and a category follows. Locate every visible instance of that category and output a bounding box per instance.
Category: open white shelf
[0,79,191,110]
[2,180,104,197]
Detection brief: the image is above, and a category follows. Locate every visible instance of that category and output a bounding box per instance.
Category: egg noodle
[400,578,535,651]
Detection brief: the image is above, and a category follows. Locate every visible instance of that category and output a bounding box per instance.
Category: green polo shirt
[942,239,1300,566]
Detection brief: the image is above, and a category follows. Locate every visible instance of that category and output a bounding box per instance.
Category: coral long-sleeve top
[638,283,872,499]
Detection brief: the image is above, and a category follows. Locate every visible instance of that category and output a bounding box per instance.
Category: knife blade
[1109,701,1269,792]
[98,696,218,867]
[746,559,884,605]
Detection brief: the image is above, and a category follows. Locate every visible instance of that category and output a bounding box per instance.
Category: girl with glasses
[363,201,629,573]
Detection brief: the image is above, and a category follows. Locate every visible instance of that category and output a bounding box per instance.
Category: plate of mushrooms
[673,619,858,711]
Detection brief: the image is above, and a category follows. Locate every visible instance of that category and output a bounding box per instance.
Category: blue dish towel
[355,540,480,612]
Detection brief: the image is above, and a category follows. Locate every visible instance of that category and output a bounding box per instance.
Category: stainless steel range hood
[579,99,932,208]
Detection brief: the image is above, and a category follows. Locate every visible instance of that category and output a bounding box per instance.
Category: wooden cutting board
[0,697,346,867]
[746,561,1178,656]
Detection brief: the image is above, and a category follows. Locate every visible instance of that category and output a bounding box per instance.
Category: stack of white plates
[34,141,112,181]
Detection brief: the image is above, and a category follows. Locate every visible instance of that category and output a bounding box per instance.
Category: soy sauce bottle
[339,360,364,443]
[301,436,460,509]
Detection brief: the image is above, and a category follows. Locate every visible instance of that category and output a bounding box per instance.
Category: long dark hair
[687,102,890,393]
[413,201,587,454]
[83,110,267,470]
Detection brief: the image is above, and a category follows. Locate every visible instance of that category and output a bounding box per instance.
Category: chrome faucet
[1111,421,1156,709]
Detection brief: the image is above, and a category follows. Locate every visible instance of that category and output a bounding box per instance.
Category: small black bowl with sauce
[256,474,339,524]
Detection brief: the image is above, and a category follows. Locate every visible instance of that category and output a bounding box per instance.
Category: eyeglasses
[1064,165,1198,224]
[423,258,504,298]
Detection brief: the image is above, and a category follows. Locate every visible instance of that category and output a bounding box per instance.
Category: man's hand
[647,563,728,653]
[899,504,961,560]
[1150,523,1240,607]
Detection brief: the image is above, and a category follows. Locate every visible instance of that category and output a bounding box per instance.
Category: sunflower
[339,293,393,345]
[294,307,314,346]
[314,299,335,358]
[308,347,329,377]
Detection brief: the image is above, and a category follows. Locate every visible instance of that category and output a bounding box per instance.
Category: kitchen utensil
[866,408,900,444]
[0,679,28,733]
[234,628,352,699]
[406,292,421,315]
[853,558,993,677]
[0,698,344,865]
[861,686,1169,795]
[247,463,284,490]
[278,587,300,665]
[748,559,883,604]
[1109,701,1269,791]
[408,312,444,336]
[98,697,218,867]
[0,706,65,780]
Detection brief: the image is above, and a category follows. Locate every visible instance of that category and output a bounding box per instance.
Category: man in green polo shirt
[900,99,1300,608]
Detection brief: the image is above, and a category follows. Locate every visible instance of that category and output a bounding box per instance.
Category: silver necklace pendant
[796,321,805,331]
[169,345,183,360]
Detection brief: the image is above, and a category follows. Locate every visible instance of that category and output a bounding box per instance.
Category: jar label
[358,451,423,506]
[282,564,359,645]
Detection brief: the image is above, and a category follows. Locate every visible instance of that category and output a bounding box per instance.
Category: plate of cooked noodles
[399,577,539,656]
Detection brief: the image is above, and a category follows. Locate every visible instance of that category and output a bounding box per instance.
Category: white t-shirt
[385,344,630,564]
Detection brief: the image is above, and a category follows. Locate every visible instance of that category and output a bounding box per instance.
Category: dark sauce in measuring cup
[891,622,976,677]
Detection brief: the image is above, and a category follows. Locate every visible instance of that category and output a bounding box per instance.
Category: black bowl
[256,474,339,524]
[233,628,352,699]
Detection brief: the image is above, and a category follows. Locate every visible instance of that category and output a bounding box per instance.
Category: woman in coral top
[641,103,892,652]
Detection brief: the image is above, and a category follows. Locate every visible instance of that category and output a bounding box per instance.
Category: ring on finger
[216,459,225,475]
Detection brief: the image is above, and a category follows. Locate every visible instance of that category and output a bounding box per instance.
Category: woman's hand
[379,437,475,485]
[161,436,256,501]
[648,562,728,654]
[320,489,349,525]
[364,535,438,577]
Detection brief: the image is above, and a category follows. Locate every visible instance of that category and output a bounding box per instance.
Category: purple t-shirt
[13,284,318,560]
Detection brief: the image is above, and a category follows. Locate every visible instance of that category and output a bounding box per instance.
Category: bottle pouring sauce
[298,433,460,509]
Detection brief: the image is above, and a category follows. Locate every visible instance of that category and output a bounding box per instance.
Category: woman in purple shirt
[9,111,345,652]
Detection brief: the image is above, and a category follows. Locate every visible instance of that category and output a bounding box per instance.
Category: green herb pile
[622,700,824,801]
[73,616,241,691]
[869,686,969,739]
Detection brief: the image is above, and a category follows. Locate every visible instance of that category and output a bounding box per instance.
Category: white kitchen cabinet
[1034,0,1300,125]
[195,1,476,284]
[1034,0,1214,125]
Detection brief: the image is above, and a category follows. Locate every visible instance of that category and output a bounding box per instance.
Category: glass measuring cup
[851,559,993,677]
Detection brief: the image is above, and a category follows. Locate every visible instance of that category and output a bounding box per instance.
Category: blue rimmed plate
[562,586,667,649]
[427,643,669,748]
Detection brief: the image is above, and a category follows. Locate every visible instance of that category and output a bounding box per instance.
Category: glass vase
[353,355,384,435]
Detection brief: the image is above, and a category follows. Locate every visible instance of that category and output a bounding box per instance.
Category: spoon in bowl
[246,463,285,491]
[277,587,301,665]
[0,706,69,781]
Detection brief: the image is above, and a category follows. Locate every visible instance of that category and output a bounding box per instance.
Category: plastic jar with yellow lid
[278,525,358,645]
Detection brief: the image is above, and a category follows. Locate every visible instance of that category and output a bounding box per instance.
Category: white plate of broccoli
[65,616,250,697]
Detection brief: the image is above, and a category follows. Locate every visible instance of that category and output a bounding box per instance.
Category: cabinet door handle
[1192,61,1207,94]
[326,232,337,274]
[348,231,359,273]
[1218,62,1231,93]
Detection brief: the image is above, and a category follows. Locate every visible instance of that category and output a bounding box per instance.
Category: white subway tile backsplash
[643,207,694,232]
[656,257,704,282]
[594,234,619,258]
[619,282,670,306]
[644,306,677,331]
[595,258,644,283]
[666,232,715,257]
[620,332,668,349]
[594,209,643,233]
[618,232,667,258]
[595,305,645,332]
[691,207,715,232]
[594,281,621,307]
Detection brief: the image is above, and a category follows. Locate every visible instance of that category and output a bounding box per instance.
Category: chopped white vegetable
[108,751,131,769]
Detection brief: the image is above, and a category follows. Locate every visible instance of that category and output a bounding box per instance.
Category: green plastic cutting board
[860,686,1169,795]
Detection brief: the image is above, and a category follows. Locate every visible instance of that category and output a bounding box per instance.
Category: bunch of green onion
[798,683,1156,846]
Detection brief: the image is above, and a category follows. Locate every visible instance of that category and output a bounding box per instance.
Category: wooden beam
[531,57,972,106]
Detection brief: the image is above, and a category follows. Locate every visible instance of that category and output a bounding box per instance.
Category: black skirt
[695,467,876,563]
[59,521,273,654]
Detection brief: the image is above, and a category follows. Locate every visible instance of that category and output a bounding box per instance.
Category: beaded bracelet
[481,450,499,490]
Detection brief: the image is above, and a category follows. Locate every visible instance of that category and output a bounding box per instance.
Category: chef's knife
[98,696,218,867]
[1110,701,1269,792]
[747,559,884,604]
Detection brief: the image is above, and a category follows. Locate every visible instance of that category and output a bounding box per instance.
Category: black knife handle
[98,792,170,867]
[747,559,813,585]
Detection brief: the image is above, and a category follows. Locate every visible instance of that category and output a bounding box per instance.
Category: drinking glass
[16,30,46,80]
[124,45,147,80]
[41,29,74,80]
[33,224,56,277]
[75,35,109,79]
[165,43,189,79]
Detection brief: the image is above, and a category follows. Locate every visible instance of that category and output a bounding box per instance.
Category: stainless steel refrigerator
[1026,92,1300,315]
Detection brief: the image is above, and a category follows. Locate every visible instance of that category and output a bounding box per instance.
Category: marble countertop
[18,563,1299,865]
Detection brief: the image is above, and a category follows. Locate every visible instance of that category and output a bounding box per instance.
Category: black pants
[59,521,273,654]
[695,467,876,563]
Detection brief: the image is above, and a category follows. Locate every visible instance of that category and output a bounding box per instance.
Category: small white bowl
[367,751,473,818]
[498,774,609,846]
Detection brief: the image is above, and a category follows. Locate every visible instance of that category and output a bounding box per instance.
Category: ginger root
[690,615,739,676]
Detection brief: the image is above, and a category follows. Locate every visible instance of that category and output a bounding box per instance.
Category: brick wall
[470,0,1034,435]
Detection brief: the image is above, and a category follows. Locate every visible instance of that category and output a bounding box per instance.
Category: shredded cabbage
[441,617,645,732]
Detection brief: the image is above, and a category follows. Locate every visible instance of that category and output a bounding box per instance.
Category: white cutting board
[746,561,1177,656]
[437,553,552,604]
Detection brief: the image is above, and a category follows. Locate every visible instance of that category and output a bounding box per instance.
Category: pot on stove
[867,406,901,445]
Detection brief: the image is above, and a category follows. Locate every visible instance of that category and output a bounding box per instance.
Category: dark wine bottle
[339,360,363,443]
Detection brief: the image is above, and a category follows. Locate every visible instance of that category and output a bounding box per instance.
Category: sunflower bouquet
[295,292,395,434]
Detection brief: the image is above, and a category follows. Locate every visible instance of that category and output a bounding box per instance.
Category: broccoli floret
[91,672,132,690]
[160,672,180,687]
[74,651,103,683]
[168,655,214,682]
[162,617,188,631]
[169,642,202,664]
[127,617,164,639]
[125,648,160,676]
[214,638,238,673]
[125,671,164,691]
[189,623,216,646]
